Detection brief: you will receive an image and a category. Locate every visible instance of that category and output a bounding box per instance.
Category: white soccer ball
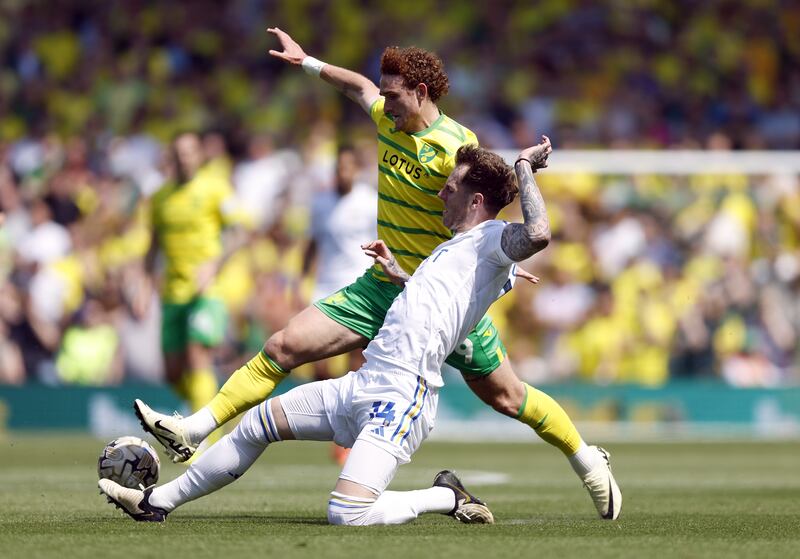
[97,436,160,489]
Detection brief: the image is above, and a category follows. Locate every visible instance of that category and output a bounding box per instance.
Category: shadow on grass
[176,515,329,526]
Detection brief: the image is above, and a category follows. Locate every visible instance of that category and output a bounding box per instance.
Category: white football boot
[581,446,622,520]
[99,479,168,522]
[134,399,197,463]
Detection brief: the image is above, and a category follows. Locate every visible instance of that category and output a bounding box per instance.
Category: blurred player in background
[201,129,234,182]
[136,30,620,520]
[144,131,248,431]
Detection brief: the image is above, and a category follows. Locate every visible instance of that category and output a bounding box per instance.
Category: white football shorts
[278,369,438,467]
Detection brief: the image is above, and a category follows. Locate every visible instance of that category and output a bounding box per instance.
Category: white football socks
[150,405,267,511]
[181,407,219,445]
[568,441,602,478]
[327,487,456,525]
[151,400,458,524]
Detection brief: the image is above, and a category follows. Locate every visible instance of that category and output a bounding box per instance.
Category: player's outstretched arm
[267,27,380,113]
[362,240,410,286]
[500,135,553,262]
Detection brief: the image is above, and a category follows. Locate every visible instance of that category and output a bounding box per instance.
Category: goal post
[496,150,800,175]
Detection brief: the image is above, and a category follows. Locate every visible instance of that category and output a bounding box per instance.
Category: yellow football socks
[517,383,582,456]
[208,350,289,424]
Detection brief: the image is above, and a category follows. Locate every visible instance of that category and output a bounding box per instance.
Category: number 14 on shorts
[369,401,396,437]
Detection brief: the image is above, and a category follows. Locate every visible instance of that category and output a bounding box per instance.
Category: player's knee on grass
[327,441,403,525]
[327,492,377,526]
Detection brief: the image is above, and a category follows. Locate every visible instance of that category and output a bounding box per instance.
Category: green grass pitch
[1,435,798,559]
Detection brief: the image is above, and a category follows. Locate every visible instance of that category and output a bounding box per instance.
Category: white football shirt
[309,182,378,301]
[363,219,517,387]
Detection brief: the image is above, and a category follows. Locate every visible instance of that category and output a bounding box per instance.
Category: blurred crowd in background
[1,0,799,388]
[2,0,800,149]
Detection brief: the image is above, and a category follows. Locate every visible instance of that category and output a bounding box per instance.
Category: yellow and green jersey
[150,164,243,303]
[369,96,477,280]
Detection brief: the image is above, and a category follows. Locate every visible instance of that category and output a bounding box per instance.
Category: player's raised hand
[518,135,552,171]
[362,240,410,286]
[267,27,307,65]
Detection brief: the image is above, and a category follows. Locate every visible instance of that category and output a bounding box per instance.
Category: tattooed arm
[500,135,553,262]
[362,240,411,286]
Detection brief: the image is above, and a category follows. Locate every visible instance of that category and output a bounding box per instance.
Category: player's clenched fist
[518,135,552,171]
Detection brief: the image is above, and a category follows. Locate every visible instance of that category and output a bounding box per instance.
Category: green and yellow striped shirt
[150,164,244,303]
[369,96,478,280]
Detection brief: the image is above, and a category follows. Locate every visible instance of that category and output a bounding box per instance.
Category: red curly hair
[380,46,450,103]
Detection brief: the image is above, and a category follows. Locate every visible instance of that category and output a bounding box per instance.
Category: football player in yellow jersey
[143,132,244,424]
[135,30,620,519]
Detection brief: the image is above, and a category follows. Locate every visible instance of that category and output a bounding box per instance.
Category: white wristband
[301,56,327,77]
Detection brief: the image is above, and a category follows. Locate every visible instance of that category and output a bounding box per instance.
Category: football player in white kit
[100,136,617,525]
[304,144,377,304]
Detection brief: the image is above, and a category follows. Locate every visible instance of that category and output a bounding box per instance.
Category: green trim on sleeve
[516,383,530,419]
